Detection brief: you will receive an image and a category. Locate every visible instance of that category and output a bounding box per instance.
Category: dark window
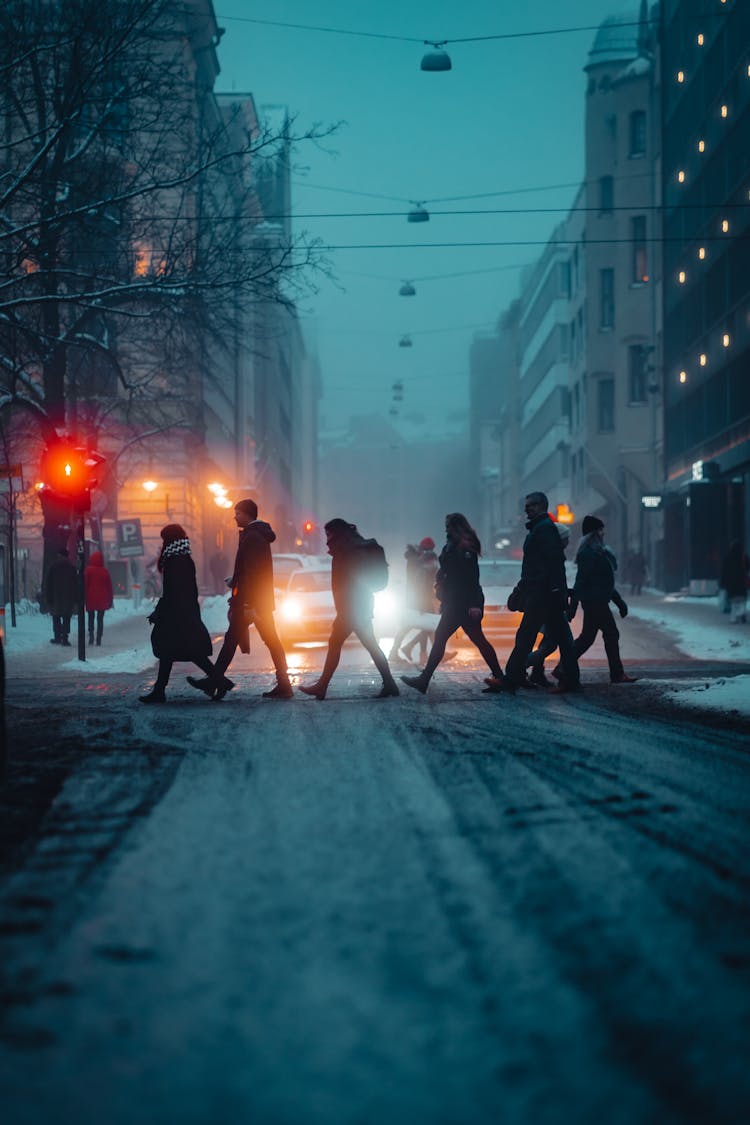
[629,110,646,156]
[631,215,648,282]
[599,175,614,214]
[598,378,615,432]
[628,345,648,403]
[599,268,615,328]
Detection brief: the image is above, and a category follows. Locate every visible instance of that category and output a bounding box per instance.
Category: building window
[599,268,615,328]
[599,175,614,214]
[628,345,648,403]
[597,378,615,432]
[631,215,648,282]
[629,110,646,156]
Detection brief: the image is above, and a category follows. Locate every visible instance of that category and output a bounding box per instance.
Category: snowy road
[1,652,749,1124]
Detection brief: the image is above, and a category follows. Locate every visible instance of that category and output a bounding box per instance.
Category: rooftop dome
[585,11,640,69]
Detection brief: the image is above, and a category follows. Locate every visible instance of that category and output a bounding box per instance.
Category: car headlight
[374,589,396,616]
[280,598,303,623]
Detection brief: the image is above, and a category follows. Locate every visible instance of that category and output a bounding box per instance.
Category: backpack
[359,539,389,591]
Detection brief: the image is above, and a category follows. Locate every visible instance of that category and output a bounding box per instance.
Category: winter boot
[400,673,429,695]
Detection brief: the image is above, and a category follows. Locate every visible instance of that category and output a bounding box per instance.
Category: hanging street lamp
[399,281,416,296]
[420,42,452,71]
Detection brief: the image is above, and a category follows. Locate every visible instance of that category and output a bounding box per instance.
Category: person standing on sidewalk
[401,512,504,696]
[188,498,292,700]
[720,540,749,624]
[562,515,637,684]
[498,492,580,694]
[84,550,113,646]
[44,548,77,647]
[300,518,400,700]
[139,525,218,704]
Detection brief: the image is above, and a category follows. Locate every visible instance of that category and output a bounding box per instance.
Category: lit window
[698,246,706,260]
[678,270,687,284]
[678,170,686,183]
[721,218,729,232]
[679,370,687,384]
[698,139,705,152]
[697,33,704,46]
[699,353,707,367]
[723,333,731,347]
[677,70,685,83]
[631,216,648,283]
[721,104,728,117]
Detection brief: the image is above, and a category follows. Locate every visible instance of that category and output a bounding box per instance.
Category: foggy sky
[214,0,629,436]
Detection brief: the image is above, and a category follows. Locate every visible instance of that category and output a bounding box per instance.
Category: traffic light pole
[76,509,86,662]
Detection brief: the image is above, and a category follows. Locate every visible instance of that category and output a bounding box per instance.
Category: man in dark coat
[188,498,292,700]
[300,518,399,700]
[502,492,580,693]
[563,515,636,684]
[44,548,77,646]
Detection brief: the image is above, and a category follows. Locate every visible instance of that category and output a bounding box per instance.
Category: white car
[272,553,325,594]
[478,558,524,633]
[276,565,401,644]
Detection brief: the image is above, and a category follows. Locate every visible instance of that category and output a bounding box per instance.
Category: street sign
[116,518,145,557]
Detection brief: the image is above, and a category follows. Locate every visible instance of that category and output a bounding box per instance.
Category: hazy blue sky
[214,1,634,435]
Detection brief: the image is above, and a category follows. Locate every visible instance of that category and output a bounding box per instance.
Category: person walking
[139,524,219,704]
[300,518,400,700]
[525,521,574,687]
[44,548,77,646]
[720,540,749,624]
[497,492,580,694]
[559,515,636,684]
[389,537,439,664]
[626,548,648,596]
[401,513,505,695]
[84,550,113,646]
[188,498,292,700]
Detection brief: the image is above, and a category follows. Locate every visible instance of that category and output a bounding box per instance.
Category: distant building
[660,0,750,590]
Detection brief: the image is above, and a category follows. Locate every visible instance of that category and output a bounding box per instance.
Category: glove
[507,586,522,612]
[615,597,628,619]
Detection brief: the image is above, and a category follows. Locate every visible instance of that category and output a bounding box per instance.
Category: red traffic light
[39,441,104,510]
[303,520,315,534]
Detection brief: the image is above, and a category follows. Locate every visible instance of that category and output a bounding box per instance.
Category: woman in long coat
[84,550,113,646]
[400,512,504,695]
[139,524,219,703]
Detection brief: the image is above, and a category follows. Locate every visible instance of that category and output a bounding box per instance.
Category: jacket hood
[246,520,276,543]
[87,550,104,567]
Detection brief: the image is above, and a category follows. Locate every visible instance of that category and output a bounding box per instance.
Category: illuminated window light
[723,333,731,347]
[678,270,687,284]
[698,246,706,260]
[677,169,686,183]
[679,370,687,384]
[722,218,729,232]
[721,104,728,118]
[747,64,750,77]
[697,33,704,46]
[698,139,705,153]
[699,353,707,367]
[677,70,685,83]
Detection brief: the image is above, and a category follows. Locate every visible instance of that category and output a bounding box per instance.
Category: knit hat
[582,515,604,535]
[419,537,435,551]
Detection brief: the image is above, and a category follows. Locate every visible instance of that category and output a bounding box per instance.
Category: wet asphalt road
[1,626,749,1125]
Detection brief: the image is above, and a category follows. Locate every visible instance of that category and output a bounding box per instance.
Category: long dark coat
[434,540,484,614]
[44,556,77,615]
[149,554,212,662]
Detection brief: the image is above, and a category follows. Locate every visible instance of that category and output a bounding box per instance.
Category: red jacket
[85,551,114,611]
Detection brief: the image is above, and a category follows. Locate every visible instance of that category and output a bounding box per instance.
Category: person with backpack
[299,518,399,700]
[401,512,505,695]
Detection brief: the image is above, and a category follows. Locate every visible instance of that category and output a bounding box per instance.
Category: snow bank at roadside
[654,674,750,719]
[629,600,750,662]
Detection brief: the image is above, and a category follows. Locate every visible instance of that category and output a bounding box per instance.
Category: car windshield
[478,560,522,586]
[274,557,305,579]
[288,570,331,593]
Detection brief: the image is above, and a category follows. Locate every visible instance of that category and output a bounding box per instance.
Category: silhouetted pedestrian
[525,521,573,687]
[139,524,217,703]
[720,540,749,624]
[44,548,77,646]
[389,537,438,664]
[300,518,399,700]
[401,513,504,695]
[84,550,113,646]
[562,515,637,684]
[626,548,647,595]
[188,498,292,700]
[498,492,580,694]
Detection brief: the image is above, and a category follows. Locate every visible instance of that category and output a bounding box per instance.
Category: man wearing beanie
[188,498,293,700]
[564,515,637,684]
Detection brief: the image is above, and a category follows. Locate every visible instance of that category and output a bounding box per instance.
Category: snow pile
[659,675,750,718]
[629,600,750,662]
